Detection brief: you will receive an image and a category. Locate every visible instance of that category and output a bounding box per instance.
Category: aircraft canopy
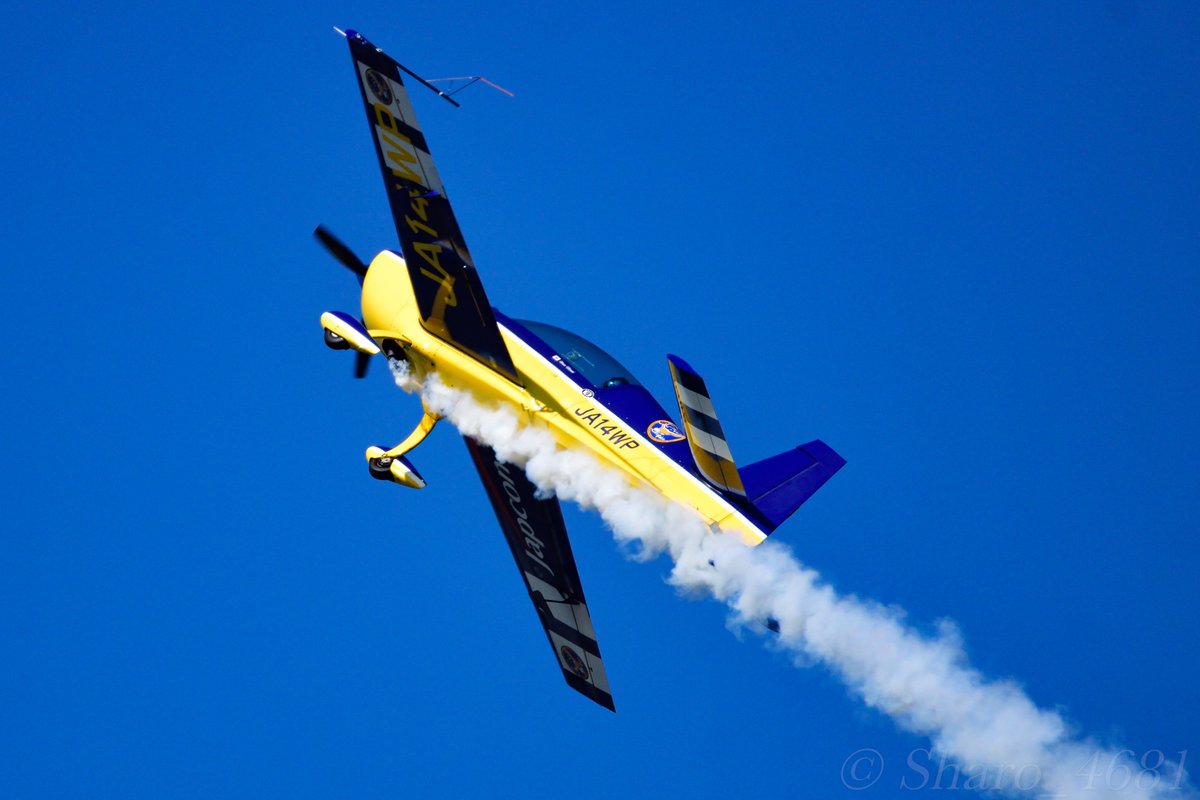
[516,319,643,389]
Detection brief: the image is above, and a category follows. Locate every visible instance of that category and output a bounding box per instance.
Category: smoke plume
[395,361,1191,799]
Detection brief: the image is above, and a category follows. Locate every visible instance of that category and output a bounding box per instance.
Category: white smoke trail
[396,362,1192,799]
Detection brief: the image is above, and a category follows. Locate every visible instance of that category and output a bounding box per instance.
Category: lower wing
[462,436,615,711]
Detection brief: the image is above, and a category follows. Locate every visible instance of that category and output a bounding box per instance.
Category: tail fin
[740,441,846,530]
[667,355,845,533]
[667,355,746,497]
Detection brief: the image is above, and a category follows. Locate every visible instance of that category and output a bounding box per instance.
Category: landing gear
[362,404,440,490]
[324,328,350,350]
[365,447,426,489]
[368,455,395,481]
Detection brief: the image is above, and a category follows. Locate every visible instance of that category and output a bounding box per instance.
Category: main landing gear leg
[364,405,440,489]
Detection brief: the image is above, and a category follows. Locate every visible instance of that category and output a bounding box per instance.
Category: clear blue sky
[2,2,1197,797]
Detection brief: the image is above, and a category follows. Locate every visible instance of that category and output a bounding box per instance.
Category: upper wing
[343,30,520,385]
[462,436,615,711]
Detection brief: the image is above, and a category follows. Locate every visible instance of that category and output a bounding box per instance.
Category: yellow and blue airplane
[316,29,846,712]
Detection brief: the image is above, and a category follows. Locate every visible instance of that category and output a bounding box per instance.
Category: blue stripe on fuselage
[495,310,775,535]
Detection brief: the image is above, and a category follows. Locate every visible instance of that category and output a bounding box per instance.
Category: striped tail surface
[667,354,746,497]
[667,355,846,534]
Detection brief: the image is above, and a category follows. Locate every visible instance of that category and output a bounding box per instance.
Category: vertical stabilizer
[666,355,845,533]
[667,355,746,497]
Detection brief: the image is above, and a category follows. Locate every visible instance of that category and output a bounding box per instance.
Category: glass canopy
[515,319,642,389]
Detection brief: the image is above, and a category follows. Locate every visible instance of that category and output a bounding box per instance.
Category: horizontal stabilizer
[741,440,846,530]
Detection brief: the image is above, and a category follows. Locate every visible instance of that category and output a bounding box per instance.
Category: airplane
[315,29,846,712]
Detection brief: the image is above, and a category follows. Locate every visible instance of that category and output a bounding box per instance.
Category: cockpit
[515,319,642,390]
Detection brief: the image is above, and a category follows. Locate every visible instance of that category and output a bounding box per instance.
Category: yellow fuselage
[361,250,765,545]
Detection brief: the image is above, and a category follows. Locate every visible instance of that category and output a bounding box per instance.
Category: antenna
[427,76,515,98]
[332,27,513,106]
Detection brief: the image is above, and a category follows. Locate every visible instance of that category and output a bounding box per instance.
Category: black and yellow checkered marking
[668,356,746,497]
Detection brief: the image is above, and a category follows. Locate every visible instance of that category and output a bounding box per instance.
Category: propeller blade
[313,225,368,280]
[354,350,371,379]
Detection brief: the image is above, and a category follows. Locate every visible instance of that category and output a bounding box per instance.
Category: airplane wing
[462,436,615,711]
[342,30,521,385]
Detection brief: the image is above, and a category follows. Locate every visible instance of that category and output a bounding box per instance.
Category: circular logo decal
[560,645,589,679]
[365,69,393,105]
[647,419,686,444]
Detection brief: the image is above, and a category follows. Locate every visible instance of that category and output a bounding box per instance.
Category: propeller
[354,351,371,379]
[314,224,373,379]
[313,225,368,282]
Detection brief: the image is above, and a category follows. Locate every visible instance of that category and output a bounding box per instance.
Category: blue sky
[2,2,1197,797]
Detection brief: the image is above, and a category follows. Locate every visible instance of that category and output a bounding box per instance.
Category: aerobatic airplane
[316,29,846,711]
